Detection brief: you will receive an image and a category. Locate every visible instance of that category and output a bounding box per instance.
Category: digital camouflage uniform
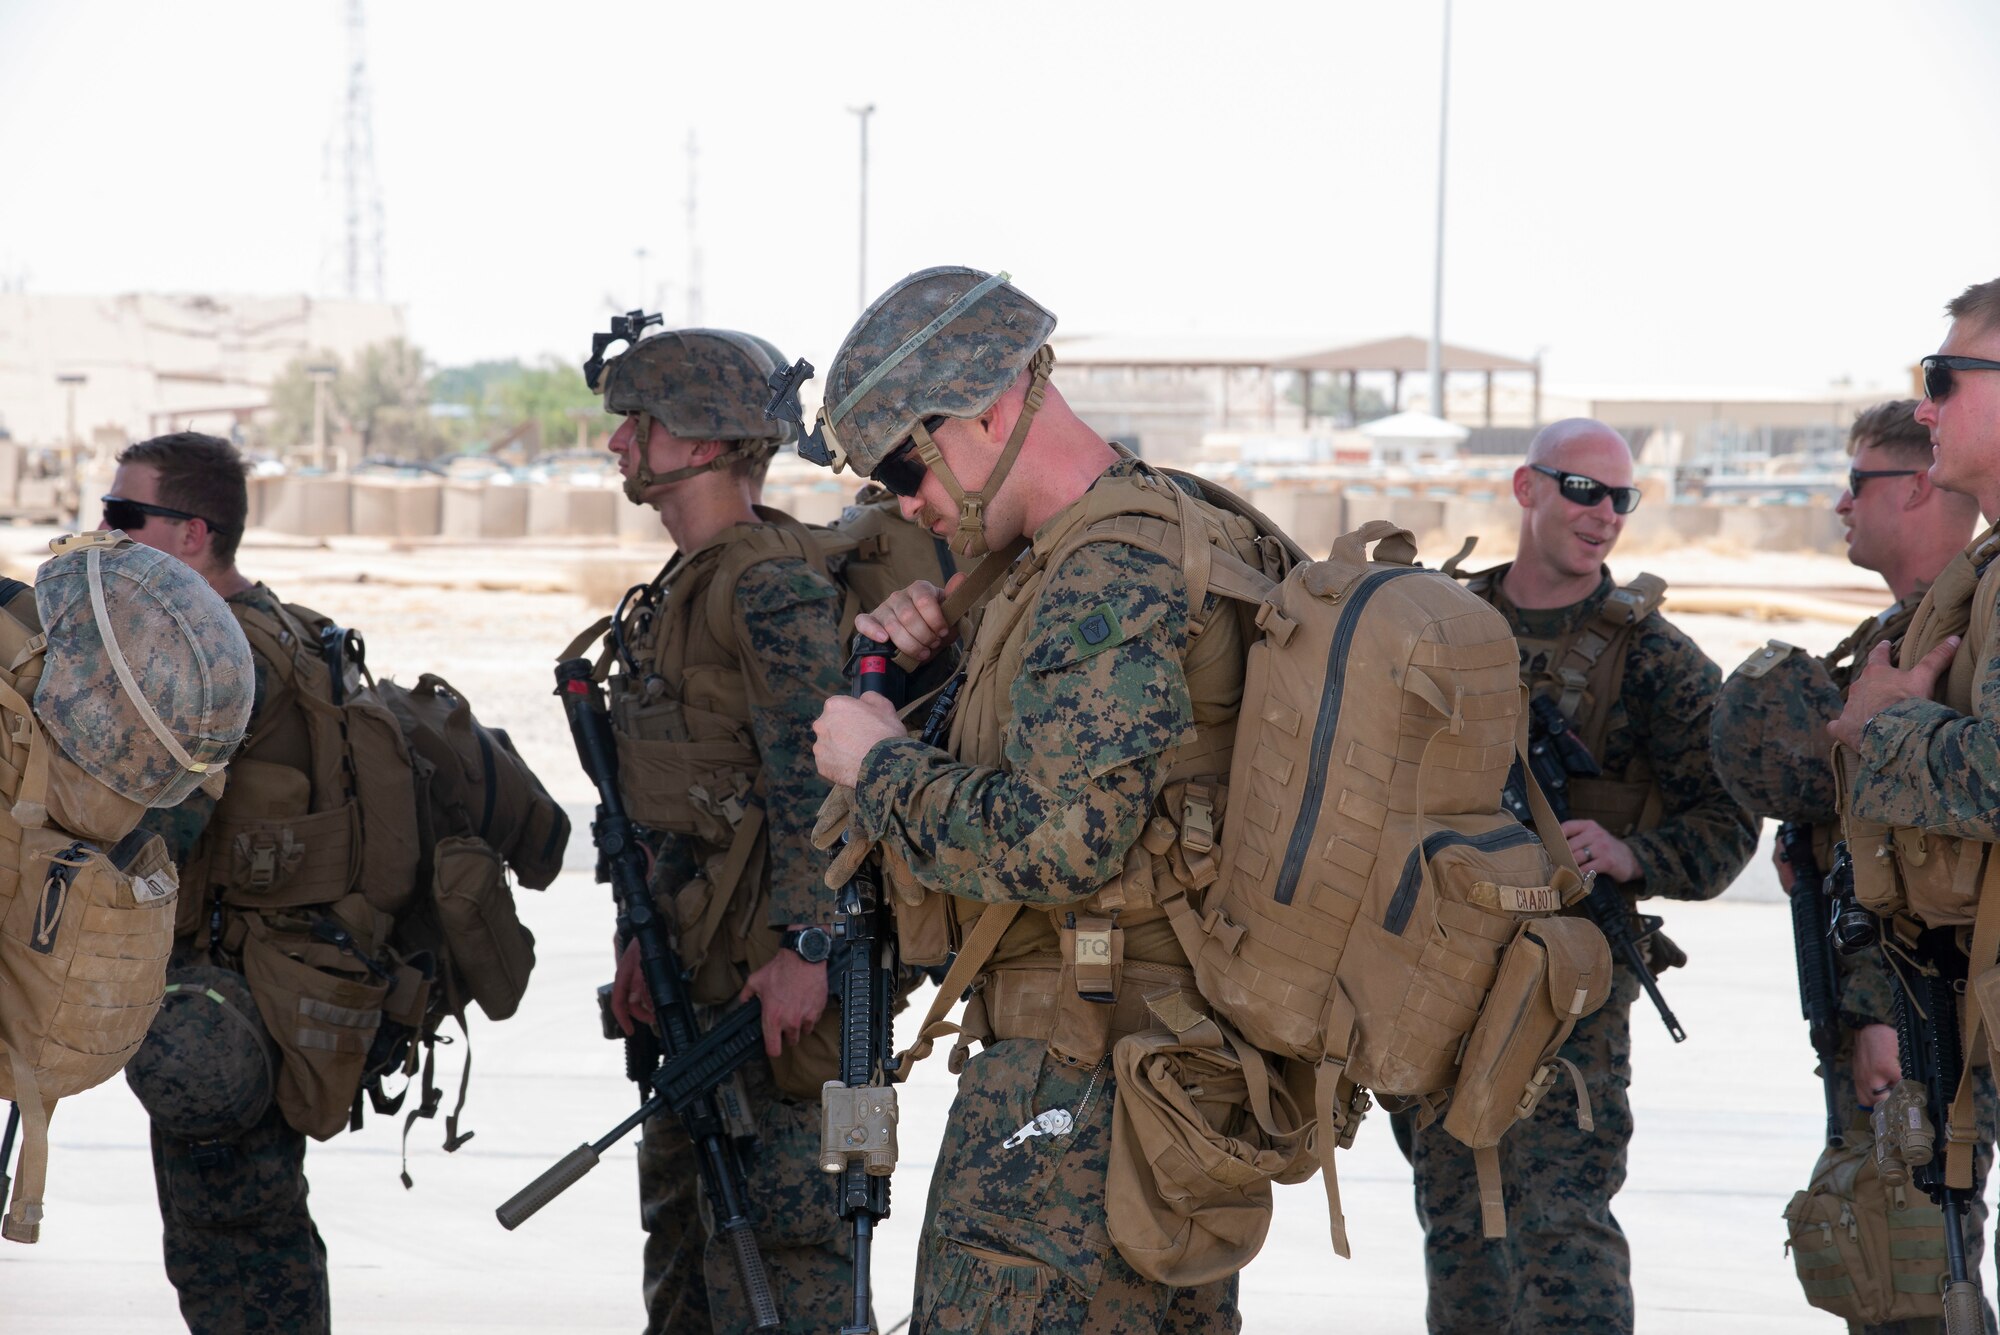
[617,532,855,1335]
[851,457,1253,1334]
[1841,526,2000,1332]
[1400,565,1757,1335]
[135,583,330,1335]
[1714,592,2000,1335]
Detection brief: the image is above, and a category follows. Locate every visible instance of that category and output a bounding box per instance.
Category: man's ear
[1511,465,1534,508]
[690,439,724,468]
[181,517,212,563]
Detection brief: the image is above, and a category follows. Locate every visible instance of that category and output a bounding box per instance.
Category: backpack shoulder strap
[1548,572,1667,728]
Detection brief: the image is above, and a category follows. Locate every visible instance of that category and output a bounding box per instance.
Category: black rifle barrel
[497,659,779,1331]
[833,635,901,1335]
[1506,701,1686,1041]
[1777,822,1844,1148]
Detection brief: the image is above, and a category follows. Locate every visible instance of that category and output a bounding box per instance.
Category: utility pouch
[891,881,954,969]
[343,697,423,918]
[432,835,534,1022]
[612,733,757,845]
[1784,1132,1947,1324]
[240,914,390,1141]
[209,759,348,910]
[1442,916,1611,1155]
[1832,747,1912,923]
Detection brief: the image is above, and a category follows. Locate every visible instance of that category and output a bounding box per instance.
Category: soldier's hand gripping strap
[888,534,1029,675]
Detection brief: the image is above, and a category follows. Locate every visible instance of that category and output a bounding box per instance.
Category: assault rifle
[819,635,907,1335]
[498,659,779,1331]
[1501,694,1687,1042]
[1885,925,1984,1332]
[1776,823,1843,1147]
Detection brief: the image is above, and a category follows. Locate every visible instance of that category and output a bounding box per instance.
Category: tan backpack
[203,599,568,1157]
[2,533,257,1242]
[1160,520,1613,1256]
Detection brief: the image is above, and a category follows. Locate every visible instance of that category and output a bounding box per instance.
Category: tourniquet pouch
[1441,916,1612,1151]
[205,758,351,910]
[1784,1133,1947,1323]
[241,913,391,1140]
[1106,995,1312,1286]
[1378,812,1570,1096]
[432,835,534,1022]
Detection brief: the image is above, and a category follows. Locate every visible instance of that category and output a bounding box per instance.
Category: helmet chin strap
[621,411,768,505]
[908,345,1055,559]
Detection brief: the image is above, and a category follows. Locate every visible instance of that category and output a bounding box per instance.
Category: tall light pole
[56,373,86,524]
[307,364,338,471]
[1427,0,1453,421]
[848,104,876,313]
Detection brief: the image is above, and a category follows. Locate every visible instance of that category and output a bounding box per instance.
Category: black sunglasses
[1848,467,1918,496]
[1920,355,2000,403]
[872,417,946,499]
[102,495,230,534]
[1528,464,1641,515]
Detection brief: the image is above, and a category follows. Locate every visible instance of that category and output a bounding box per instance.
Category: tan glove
[814,785,876,889]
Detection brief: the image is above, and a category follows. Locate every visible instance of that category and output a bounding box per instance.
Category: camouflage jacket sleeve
[735,555,849,927]
[1837,945,1897,1031]
[852,541,1192,906]
[1851,612,2000,834]
[1613,615,1758,900]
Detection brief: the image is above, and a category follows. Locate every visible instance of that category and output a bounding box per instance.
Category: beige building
[0,291,405,447]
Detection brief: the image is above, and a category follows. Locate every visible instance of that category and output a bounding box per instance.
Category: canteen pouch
[241,915,391,1141]
[1784,1133,1947,1324]
[1106,994,1312,1287]
[1442,916,1612,1153]
[432,835,535,1022]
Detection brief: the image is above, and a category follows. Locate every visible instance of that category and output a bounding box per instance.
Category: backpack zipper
[1273,566,1427,906]
[1384,825,1544,935]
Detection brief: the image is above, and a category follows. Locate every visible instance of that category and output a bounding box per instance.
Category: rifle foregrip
[726,1219,781,1331]
[496,1144,599,1230]
[1944,1280,1982,1334]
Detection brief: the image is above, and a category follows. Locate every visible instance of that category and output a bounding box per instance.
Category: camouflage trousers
[910,1037,1239,1335]
[1825,1030,1998,1335]
[149,1102,329,1335]
[1397,965,1640,1335]
[638,1053,852,1335]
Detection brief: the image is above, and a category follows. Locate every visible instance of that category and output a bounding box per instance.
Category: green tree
[492,357,602,451]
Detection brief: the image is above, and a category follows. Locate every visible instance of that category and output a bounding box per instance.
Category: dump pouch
[1784,1133,1948,1324]
[431,835,535,1023]
[1106,999,1313,1288]
[240,915,391,1141]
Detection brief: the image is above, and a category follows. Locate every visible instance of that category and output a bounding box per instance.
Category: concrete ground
[0,528,1962,1331]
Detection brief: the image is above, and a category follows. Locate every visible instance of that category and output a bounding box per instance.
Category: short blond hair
[1946,278,2000,339]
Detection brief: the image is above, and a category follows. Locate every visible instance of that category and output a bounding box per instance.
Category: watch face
[792,928,832,963]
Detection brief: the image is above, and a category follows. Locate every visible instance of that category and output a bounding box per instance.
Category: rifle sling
[891,536,1029,675]
[1945,845,2000,1190]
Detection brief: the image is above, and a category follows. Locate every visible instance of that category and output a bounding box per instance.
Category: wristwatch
[780,925,834,964]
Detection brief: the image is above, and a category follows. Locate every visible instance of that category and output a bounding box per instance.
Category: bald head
[1526,418,1634,471]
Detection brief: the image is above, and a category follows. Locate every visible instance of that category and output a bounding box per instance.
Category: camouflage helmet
[598,328,796,449]
[816,267,1057,479]
[1711,640,1846,824]
[124,965,276,1142]
[33,531,254,809]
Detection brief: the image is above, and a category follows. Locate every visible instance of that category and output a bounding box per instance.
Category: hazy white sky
[2,0,1995,393]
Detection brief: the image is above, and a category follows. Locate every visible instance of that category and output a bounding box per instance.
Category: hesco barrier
[234,473,1854,558]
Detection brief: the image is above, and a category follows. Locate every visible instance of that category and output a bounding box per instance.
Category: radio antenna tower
[336,0,385,300]
[684,129,703,327]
